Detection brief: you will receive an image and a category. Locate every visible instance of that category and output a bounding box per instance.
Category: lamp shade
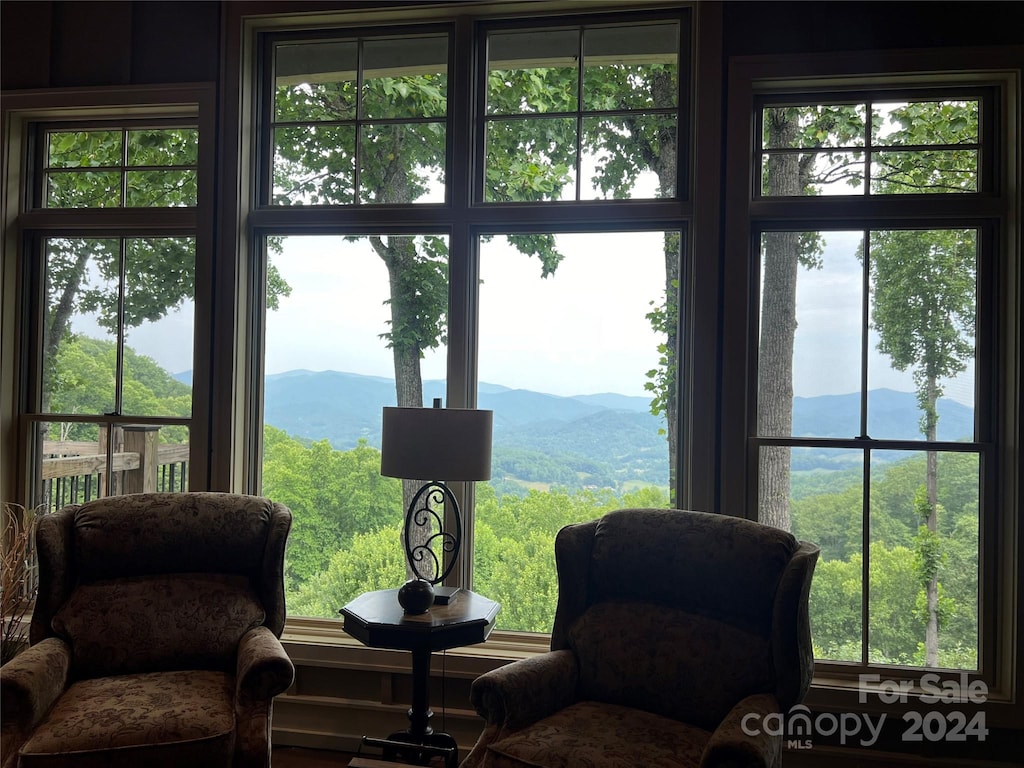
[380,405,493,481]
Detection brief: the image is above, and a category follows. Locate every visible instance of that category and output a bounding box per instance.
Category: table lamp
[381,399,493,606]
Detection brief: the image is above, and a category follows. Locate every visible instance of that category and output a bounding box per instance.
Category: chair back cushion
[31,492,292,648]
[52,573,265,678]
[72,493,275,582]
[569,602,774,730]
[589,509,798,636]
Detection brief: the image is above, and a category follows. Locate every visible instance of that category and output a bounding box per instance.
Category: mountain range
[255,370,973,486]
[175,368,975,488]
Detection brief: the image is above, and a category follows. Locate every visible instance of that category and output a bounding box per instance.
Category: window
[251,10,691,631]
[738,82,1012,681]
[5,88,213,515]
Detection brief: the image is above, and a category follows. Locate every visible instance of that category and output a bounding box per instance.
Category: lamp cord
[441,648,447,733]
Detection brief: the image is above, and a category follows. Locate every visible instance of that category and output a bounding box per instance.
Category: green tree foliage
[44,130,290,412]
[797,451,979,668]
[261,429,403,589]
[47,335,191,443]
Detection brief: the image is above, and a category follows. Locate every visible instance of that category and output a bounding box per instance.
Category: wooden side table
[340,588,500,767]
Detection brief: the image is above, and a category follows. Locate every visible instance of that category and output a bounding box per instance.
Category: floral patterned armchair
[0,492,294,768]
[462,508,819,768]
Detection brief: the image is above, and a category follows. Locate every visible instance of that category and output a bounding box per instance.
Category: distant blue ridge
[175,369,974,478]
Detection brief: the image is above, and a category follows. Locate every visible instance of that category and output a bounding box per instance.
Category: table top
[340,588,501,653]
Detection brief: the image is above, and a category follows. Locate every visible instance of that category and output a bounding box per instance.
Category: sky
[72,229,976,406]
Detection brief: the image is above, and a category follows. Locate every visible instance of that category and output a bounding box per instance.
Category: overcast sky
[75,230,975,405]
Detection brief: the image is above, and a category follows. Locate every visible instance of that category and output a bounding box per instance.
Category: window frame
[235,3,705,634]
[723,50,1021,721]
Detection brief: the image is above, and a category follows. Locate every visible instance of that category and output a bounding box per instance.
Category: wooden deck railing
[40,427,190,515]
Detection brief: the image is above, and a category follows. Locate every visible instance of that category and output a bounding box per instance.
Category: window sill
[281,616,1022,728]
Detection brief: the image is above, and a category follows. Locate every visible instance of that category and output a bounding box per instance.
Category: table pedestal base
[362,734,457,768]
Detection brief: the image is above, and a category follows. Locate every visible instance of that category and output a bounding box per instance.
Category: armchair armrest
[234,626,295,768]
[1,638,71,763]
[470,649,579,730]
[235,626,294,706]
[700,692,782,768]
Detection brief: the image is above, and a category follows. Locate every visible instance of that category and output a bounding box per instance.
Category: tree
[44,129,290,413]
[859,99,979,667]
[869,227,975,666]
[272,46,684,510]
[758,106,862,531]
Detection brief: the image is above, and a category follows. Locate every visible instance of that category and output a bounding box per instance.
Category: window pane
[46,130,122,167]
[34,422,190,514]
[122,237,195,417]
[871,150,978,194]
[260,235,448,619]
[358,122,445,204]
[871,101,979,194]
[484,118,577,202]
[42,237,196,420]
[760,151,866,196]
[867,229,976,440]
[762,105,866,149]
[127,128,198,166]
[46,171,121,208]
[583,23,678,111]
[275,40,358,121]
[43,238,120,414]
[873,101,978,145]
[486,29,578,115]
[273,125,356,205]
[125,170,197,207]
[582,114,674,200]
[786,446,864,662]
[361,36,447,120]
[758,231,864,439]
[869,450,979,669]
[475,232,674,631]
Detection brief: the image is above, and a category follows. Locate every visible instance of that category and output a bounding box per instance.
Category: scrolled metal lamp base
[403,480,461,604]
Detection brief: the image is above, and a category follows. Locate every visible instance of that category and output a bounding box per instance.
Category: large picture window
[252,10,690,631]
[749,92,998,673]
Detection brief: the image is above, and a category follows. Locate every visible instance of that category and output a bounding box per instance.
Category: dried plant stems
[1,503,37,666]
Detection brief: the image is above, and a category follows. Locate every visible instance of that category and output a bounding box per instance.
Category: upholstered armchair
[462,508,819,768]
[0,492,294,768]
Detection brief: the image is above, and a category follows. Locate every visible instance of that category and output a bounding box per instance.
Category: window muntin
[484,20,680,202]
[759,98,980,197]
[270,33,448,206]
[42,127,198,208]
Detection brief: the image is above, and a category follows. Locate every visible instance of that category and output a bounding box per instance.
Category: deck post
[122,426,160,493]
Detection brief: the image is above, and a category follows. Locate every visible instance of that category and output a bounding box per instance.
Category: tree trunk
[924,375,940,667]
[757,109,804,532]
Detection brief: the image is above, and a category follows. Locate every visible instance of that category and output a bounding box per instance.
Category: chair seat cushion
[17,669,235,768]
[486,700,711,768]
